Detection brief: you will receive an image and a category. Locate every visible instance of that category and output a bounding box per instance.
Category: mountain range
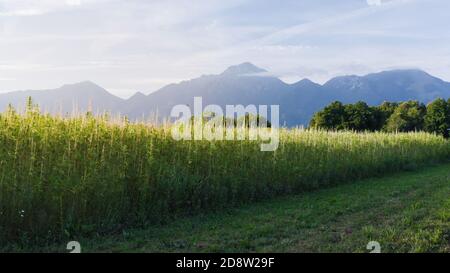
[1,62,449,126]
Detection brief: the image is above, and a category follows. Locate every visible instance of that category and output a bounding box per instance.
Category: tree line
[310,98,450,137]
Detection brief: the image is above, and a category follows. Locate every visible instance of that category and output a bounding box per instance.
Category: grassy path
[9,163,450,253]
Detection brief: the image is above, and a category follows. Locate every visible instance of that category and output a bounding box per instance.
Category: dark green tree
[343,101,376,131]
[424,98,450,137]
[310,101,346,130]
[374,101,399,130]
[385,101,426,132]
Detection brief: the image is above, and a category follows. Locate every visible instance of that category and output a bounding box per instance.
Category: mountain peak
[366,69,431,77]
[295,79,316,85]
[128,91,146,101]
[221,62,267,76]
[60,81,104,90]
[56,81,115,98]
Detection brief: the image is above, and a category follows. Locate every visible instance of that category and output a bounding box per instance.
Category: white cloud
[366,0,409,6]
[0,0,449,96]
[0,0,99,17]
[367,0,383,6]
[0,8,44,16]
[66,0,81,6]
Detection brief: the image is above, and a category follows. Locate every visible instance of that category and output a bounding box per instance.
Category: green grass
[5,163,449,253]
[0,106,449,245]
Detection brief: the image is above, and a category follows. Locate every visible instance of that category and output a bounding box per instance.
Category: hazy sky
[1,0,450,98]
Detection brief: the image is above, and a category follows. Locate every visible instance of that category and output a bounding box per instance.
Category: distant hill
[323,69,450,105]
[0,81,124,115]
[1,63,449,126]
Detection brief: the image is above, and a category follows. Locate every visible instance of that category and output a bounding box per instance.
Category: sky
[0,0,450,98]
